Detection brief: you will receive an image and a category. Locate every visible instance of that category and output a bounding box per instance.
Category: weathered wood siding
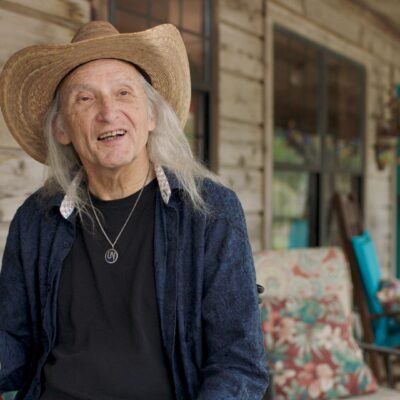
[217,0,400,273]
[263,0,400,276]
[0,0,90,259]
[218,0,265,251]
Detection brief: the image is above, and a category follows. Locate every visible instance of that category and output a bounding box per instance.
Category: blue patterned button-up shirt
[0,166,268,399]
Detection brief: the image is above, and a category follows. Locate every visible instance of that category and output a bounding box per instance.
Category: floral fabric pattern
[261,296,377,399]
[254,247,352,316]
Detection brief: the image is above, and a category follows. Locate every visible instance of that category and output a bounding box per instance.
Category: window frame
[272,25,366,247]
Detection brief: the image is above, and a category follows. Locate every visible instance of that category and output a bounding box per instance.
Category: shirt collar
[59,164,173,220]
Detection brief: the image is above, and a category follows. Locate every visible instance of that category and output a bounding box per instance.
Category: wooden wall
[265,0,400,276]
[2,0,400,277]
[218,0,266,251]
[0,0,90,259]
[217,0,400,275]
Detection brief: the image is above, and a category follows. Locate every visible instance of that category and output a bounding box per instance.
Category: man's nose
[96,97,119,122]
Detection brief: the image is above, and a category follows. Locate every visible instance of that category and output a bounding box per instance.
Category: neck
[86,162,154,200]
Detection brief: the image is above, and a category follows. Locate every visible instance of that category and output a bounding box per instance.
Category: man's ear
[148,118,156,133]
[53,116,71,145]
[148,113,156,133]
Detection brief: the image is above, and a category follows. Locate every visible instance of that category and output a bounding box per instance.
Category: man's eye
[79,96,91,102]
[119,90,129,96]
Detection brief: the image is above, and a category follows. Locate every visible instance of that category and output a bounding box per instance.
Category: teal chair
[333,192,400,385]
[352,230,400,347]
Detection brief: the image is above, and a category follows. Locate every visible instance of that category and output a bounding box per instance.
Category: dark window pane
[168,0,180,26]
[182,32,204,82]
[114,9,149,32]
[272,171,311,249]
[327,56,363,171]
[114,0,149,15]
[274,31,320,166]
[183,0,203,34]
[151,0,168,22]
[149,0,180,25]
[184,91,205,159]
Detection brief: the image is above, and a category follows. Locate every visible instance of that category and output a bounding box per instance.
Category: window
[107,0,214,162]
[272,27,365,249]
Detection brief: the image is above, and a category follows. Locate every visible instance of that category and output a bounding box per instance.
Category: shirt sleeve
[0,209,32,393]
[197,190,269,399]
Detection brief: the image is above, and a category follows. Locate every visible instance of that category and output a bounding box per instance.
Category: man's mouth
[97,129,127,141]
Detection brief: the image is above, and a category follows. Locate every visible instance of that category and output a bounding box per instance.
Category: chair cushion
[261,295,378,399]
[254,247,352,316]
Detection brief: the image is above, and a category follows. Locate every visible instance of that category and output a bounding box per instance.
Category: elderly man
[0,21,268,399]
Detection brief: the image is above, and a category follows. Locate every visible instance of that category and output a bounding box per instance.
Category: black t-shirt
[41,179,175,400]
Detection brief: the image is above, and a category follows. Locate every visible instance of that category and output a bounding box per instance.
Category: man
[0,21,268,399]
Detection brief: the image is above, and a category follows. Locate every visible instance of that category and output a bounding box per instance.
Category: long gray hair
[43,70,218,215]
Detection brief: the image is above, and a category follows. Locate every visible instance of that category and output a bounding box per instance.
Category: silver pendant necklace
[87,166,150,264]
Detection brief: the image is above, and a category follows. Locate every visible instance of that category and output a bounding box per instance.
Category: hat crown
[71,21,120,43]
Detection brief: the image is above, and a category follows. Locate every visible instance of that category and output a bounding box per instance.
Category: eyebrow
[65,79,140,95]
[65,83,93,94]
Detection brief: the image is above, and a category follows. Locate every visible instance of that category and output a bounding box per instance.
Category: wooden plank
[220,22,263,80]
[219,118,263,143]
[0,7,82,147]
[219,167,263,212]
[361,25,394,63]
[264,15,275,250]
[219,167,263,197]
[394,67,400,85]
[367,87,392,135]
[303,0,363,44]
[267,1,371,66]
[0,0,90,27]
[0,8,80,63]
[0,222,9,262]
[0,115,19,149]
[364,167,394,278]
[219,140,263,168]
[273,0,304,14]
[245,212,263,252]
[367,174,393,194]
[91,0,109,20]
[219,71,263,124]
[369,61,391,89]
[219,0,263,36]
[0,148,46,224]
[392,47,400,70]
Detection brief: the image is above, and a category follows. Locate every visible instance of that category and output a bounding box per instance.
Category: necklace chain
[87,166,150,263]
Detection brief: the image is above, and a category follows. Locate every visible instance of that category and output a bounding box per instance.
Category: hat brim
[0,24,191,164]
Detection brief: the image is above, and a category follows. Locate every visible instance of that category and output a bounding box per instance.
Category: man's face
[56,59,155,176]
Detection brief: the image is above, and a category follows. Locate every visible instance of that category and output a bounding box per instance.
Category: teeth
[98,130,126,140]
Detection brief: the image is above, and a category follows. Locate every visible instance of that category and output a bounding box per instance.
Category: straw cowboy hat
[0,21,191,164]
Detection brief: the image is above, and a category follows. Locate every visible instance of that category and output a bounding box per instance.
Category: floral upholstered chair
[255,247,400,400]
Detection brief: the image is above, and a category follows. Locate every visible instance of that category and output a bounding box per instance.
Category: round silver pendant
[105,248,118,264]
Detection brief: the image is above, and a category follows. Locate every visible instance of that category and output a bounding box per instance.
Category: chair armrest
[357,341,400,356]
[370,310,400,320]
[358,342,400,387]
[257,284,264,304]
